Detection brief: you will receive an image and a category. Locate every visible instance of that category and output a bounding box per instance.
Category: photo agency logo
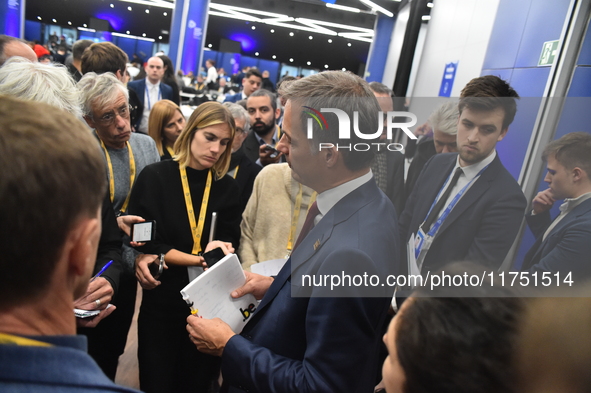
[303,106,418,152]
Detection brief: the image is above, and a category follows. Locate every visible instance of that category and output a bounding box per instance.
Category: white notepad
[180,253,257,333]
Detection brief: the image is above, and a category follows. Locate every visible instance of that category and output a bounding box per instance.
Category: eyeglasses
[92,105,132,126]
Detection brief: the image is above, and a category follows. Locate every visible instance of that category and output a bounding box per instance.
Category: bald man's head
[0,36,37,66]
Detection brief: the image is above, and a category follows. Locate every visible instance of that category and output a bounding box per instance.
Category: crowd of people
[1,33,591,393]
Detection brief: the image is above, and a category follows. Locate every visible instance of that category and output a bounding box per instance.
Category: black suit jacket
[521,198,591,282]
[399,152,527,273]
[229,148,262,212]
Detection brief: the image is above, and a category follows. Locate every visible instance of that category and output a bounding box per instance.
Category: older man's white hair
[78,71,129,118]
[0,56,82,119]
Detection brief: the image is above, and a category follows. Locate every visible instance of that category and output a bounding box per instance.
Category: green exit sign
[538,40,559,66]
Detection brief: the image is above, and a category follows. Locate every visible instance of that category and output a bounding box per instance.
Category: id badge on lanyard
[414,227,433,271]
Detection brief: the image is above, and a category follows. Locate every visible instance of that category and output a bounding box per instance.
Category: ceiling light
[342,67,347,71]
[163,12,168,16]
[126,30,130,34]
[119,0,174,9]
[307,61,311,65]
[208,44,212,48]
[272,55,276,59]
[289,32,294,36]
[37,16,41,20]
[255,52,259,56]
[359,0,394,17]
[83,23,87,27]
[326,3,361,13]
[113,32,155,42]
[270,29,275,33]
[159,36,163,39]
[142,33,146,37]
[145,9,150,13]
[347,43,352,47]
[289,58,294,62]
[128,6,132,11]
[110,4,114,8]
[67,21,72,25]
[52,19,57,23]
[324,64,329,69]
[328,39,332,43]
[422,15,431,21]
[309,35,313,40]
[427,2,434,7]
[78,27,96,32]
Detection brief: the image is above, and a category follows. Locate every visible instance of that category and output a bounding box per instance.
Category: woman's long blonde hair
[148,99,183,156]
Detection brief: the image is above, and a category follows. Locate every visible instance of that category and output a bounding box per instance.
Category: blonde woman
[128,101,241,393]
[148,99,186,160]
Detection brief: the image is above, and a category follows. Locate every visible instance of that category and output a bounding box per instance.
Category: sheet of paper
[407,233,421,288]
[250,258,287,277]
[180,254,257,333]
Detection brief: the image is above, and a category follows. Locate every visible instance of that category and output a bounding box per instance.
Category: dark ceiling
[25,0,402,72]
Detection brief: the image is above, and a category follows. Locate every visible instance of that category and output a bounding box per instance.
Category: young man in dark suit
[398,75,527,277]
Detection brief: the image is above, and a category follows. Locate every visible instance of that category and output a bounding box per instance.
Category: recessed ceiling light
[309,36,313,40]
[289,32,294,36]
[37,16,42,20]
[126,30,130,34]
[289,58,294,62]
[347,43,352,47]
[251,26,256,30]
[307,61,311,65]
[145,9,150,13]
[342,67,346,71]
[255,52,259,56]
[128,6,132,11]
[83,23,87,27]
[270,29,275,33]
[163,12,168,16]
[159,36,163,40]
[328,39,332,43]
[142,33,146,37]
[67,21,72,25]
[110,3,114,8]
[272,55,276,59]
[324,64,329,69]
[208,44,212,48]
[422,15,431,21]
[52,19,57,23]
[427,2,434,7]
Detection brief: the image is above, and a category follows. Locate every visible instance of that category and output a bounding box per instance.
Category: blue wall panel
[257,59,280,85]
[114,36,137,60]
[567,67,591,97]
[509,67,551,97]
[136,40,154,62]
[366,14,395,82]
[480,68,514,82]
[482,0,531,70]
[514,0,570,68]
[24,20,42,42]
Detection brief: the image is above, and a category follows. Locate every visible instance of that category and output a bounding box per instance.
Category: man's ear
[323,144,340,169]
[275,107,281,120]
[84,115,96,129]
[115,69,125,82]
[498,127,509,142]
[572,167,585,182]
[67,216,101,278]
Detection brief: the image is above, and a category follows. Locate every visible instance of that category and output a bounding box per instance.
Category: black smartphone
[202,247,226,268]
[131,220,156,242]
[263,144,279,158]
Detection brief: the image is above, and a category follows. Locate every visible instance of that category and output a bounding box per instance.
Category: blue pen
[90,260,113,282]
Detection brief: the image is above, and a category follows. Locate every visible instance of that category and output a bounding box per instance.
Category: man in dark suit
[224,68,262,103]
[368,81,405,214]
[243,89,283,167]
[399,75,527,278]
[521,132,591,282]
[127,56,174,133]
[186,71,399,392]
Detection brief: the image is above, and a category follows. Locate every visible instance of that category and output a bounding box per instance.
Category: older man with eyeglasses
[79,71,160,380]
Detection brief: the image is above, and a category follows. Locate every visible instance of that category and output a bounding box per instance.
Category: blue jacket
[127,78,174,131]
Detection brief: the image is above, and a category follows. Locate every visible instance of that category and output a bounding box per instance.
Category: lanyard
[422,164,489,237]
[0,332,52,347]
[145,85,161,110]
[276,124,282,141]
[98,136,136,214]
[166,145,174,158]
[180,166,213,255]
[286,187,317,255]
[232,165,239,179]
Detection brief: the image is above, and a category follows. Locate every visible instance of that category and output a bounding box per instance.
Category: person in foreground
[0,95,140,392]
[187,71,400,392]
[381,263,526,393]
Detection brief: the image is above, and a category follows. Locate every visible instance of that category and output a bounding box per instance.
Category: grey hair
[0,57,82,119]
[223,102,250,133]
[78,71,129,117]
[428,100,459,136]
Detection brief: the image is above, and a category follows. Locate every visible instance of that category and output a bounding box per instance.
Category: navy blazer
[127,79,174,130]
[521,198,591,281]
[399,152,527,273]
[220,178,399,393]
[223,92,244,103]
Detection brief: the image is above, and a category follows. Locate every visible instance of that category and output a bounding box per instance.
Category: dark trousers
[138,293,220,393]
[79,272,138,380]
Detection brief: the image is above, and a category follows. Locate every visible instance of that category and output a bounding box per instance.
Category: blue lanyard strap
[423,164,490,237]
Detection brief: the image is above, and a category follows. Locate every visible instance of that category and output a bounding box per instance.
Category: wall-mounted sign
[538,40,559,66]
[439,61,458,97]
